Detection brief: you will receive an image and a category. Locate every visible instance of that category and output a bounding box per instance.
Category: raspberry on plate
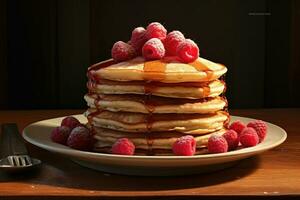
[111,138,135,155]
[239,127,259,147]
[172,135,196,156]
[176,39,199,63]
[142,38,165,60]
[61,116,81,130]
[51,126,71,145]
[207,134,228,153]
[247,120,267,142]
[223,129,239,150]
[229,120,246,134]
[67,126,92,150]
[130,27,147,54]
[111,41,136,62]
[145,22,167,41]
[164,30,185,56]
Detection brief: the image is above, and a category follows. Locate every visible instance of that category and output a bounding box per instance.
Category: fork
[7,155,32,167]
[0,124,33,167]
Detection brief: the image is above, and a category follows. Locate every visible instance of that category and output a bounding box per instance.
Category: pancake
[92,127,227,150]
[88,57,227,83]
[85,109,229,134]
[87,79,225,99]
[85,55,229,155]
[84,94,227,114]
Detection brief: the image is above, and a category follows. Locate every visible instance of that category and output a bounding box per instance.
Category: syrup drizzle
[87,108,103,136]
[86,60,115,134]
[87,109,103,124]
[202,86,211,97]
[87,59,116,83]
[88,95,103,136]
[143,60,167,155]
[87,81,98,95]
[94,95,102,109]
[143,93,156,155]
[87,81,103,134]
[189,60,214,81]
[189,59,215,97]
[190,60,229,128]
[143,60,167,81]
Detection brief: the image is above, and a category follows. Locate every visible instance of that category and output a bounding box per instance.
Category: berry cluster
[51,117,135,155]
[207,120,268,154]
[51,116,93,151]
[169,119,267,156]
[111,22,199,63]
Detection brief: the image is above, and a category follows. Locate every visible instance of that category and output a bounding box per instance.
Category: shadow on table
[0,146,261,191]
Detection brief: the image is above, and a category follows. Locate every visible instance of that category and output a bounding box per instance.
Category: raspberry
[229,120,246,134]
[142,38,165,60]
[247,120,267,142]
[67,126,92,150]
[130,27,147,55]
[61,116,81,130]
[51,126,71,145]
[111,41,136,62]
[176,39,199,63]
[111,138,135,155]
[239,127,259,147]
[223,130,239,150]
[207,134,228,153]
[164,30,185,56]
[145,22,167,41]
[172,135,196,156]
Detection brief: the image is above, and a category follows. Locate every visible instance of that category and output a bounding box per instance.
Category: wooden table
[0,109,299,199]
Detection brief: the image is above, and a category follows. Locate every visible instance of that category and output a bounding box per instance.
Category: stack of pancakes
[84,57,228,155]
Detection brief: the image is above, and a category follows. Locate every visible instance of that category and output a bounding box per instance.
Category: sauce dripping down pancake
[143,60,167,155]
[189,59,214,80]
[189,60,213,95]
[87,59,115,83]
[86,58,228,155]
[87,109,103,136]
[86,60,116,135]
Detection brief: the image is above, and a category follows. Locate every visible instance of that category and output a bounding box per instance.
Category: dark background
[0,0,299,109]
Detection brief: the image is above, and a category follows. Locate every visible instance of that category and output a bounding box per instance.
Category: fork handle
[0,123,28,158]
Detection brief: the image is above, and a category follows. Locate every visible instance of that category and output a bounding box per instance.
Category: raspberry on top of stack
[85,22,230,156]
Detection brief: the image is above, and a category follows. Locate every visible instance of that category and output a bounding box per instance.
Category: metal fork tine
[19,156,26,166]
[14,156,20,166]
[8,156,14,166]
[24,155,32,165]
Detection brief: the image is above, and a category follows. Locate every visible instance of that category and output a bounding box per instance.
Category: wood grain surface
[0,109,299,199]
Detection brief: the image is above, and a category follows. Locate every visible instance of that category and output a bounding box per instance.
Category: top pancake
[88,57,227,83]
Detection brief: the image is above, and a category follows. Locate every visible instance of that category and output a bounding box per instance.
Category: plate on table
[23,115,287,176]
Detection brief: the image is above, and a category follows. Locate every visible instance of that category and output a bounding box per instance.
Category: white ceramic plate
[23,115,287,176]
